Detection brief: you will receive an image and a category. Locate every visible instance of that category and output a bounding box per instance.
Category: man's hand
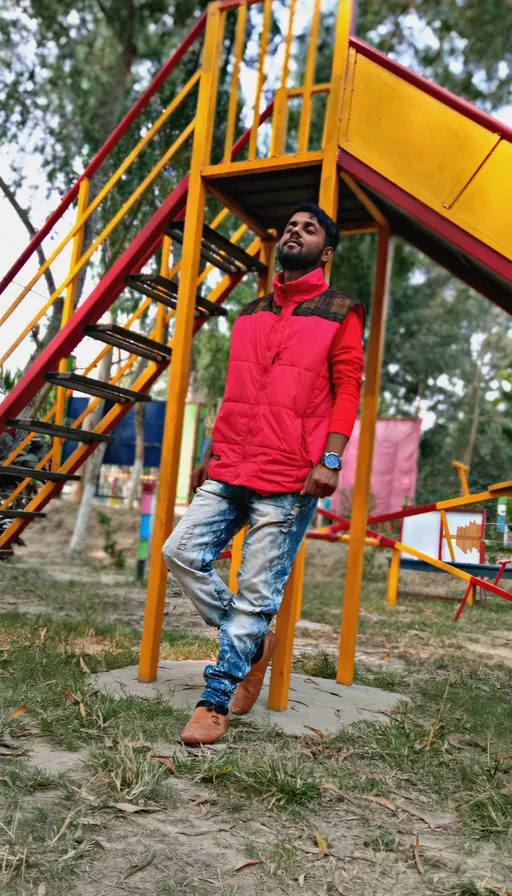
[190,458,210,493]
[300,464,339,499]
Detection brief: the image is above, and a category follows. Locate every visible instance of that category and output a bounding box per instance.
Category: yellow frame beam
[138,3,226,683]
[338,227,393,685]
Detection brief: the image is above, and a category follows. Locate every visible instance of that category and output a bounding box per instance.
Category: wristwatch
[320,452,343,472]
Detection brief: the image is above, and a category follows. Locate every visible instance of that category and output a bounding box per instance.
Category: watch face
[324,453,341,470]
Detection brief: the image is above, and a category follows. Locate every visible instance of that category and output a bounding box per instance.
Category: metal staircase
[0,5,272,553]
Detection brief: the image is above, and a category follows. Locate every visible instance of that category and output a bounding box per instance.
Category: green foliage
[97,511,126,568]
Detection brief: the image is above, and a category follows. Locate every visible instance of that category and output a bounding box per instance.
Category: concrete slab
[93,661,405,737]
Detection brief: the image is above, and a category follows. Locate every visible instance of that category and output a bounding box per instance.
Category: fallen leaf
[320,783,343,796]
[79,657,91,674]
[201,768,230,778]
[304,725,324,738]
[37,885,46,896]
[425,723,436,751]
[500,782,512,797]
[315,832,329,856]
[152,756,177,775]
[40,627,48,642]
[234,860,263,872]
[298,872,305,887]
[382,654,390,661]
[63,687,82,705]
[0,776,8,781]
[359,795,396,812]
[8,705,27,720]
[413,835,423,875]
[123,852,156,879]
[79,702,86,718]
[113,803,160,814]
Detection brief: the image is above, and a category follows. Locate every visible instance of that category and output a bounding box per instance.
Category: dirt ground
[1,500,512,896]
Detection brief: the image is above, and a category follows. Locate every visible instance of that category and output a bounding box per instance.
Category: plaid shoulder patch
[238,292,281,317]
[292,289,365,326]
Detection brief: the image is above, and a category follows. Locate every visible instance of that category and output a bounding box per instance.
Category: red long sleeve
[327,308,365,438]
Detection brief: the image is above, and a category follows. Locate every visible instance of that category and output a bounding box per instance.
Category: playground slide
[338,39,512,306]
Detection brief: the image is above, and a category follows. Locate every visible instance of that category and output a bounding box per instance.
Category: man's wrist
[320,451,342,472]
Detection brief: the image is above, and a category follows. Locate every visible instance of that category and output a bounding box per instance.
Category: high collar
[272,267,328,306]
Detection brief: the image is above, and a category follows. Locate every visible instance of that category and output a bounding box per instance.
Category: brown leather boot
[180,707,230,745]
[231,631,276,716]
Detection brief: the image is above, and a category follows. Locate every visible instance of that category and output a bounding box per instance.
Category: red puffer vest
[209,268,364,494]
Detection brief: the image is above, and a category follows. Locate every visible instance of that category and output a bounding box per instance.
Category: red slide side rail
[0,12,207,296]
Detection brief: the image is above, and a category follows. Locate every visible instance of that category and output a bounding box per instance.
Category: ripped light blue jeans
[162,479,317,712]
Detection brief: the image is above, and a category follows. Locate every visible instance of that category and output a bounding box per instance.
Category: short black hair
[290,202,339,251]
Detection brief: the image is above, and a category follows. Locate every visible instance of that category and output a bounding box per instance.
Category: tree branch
[0,174,58,299]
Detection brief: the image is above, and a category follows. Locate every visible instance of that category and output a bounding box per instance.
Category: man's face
[277,211,333,271]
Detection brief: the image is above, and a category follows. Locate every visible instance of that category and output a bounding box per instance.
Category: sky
[1,0,511,424]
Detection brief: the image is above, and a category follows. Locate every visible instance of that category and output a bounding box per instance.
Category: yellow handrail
[297,0,322,153]
[270,0,297,156]
[224,3,248,162]
[248,0,273,160]
[0,72,200,334]
[0,120,195,367]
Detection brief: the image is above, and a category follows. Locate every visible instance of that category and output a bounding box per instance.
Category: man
[163,202,365,745]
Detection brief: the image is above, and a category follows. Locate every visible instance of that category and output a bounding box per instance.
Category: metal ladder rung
[45,372,151,404]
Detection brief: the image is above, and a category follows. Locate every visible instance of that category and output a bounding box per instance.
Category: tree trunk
[464,359,483,470]
[127,402,145,508]
[69,341,113,553]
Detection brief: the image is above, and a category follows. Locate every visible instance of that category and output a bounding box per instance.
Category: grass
[87,739,173,804]
[1,557,512,893]
[0,803,93,893]
[451,884,501,896]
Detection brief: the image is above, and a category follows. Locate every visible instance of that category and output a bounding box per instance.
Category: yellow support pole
[452,461,470,497]
[52,177,90,470]
[229,527,248,594]
[387,547,400,607]
[268,554,302,712]
[295,540,307,622]
[440,508,456,562]
[258,239,275,297]
[467,585,475,607]
[337,227,393,685]
[156,235,172,342]
[138,3,225,683]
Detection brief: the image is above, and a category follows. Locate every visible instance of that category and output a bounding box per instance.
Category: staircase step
[125,274,228,317]
[7,419,114,445]
[0,465,81,482]
[167,222,266,275]
[45,372,151,404]
[85,324,172,362]
[0,510,46,519]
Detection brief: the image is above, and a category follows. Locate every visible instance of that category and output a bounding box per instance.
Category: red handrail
[0,12,207,297]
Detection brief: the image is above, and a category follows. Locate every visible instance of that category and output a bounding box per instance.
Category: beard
[277,242,324,271]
